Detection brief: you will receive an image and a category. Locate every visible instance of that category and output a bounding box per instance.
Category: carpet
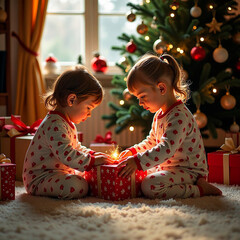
[0,182,240,240]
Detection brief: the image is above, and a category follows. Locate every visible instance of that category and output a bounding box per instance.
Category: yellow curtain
[15,0,48,125]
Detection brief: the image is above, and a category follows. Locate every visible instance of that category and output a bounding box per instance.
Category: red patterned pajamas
[142,168,202,199]
[128,101,208,199]
[23,111,95,199]
[34,171,89,199]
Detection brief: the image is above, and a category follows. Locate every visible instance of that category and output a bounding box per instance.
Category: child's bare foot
[197,178,222,196]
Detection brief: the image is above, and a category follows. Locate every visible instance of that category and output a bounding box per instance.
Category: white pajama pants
[141,168,202,199]
[33,171,88,199]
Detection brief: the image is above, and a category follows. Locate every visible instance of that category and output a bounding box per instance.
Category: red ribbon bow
[3,115,42,135]
[93,131,116,144]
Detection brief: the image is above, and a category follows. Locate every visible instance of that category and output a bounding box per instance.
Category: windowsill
[44,70,122,89]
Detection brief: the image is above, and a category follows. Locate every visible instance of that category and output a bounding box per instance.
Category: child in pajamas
[23,66,110,199]
[118,54,222,199]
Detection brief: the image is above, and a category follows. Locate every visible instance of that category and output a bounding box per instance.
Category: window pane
[47,0,84,12]
[99,0,140,14]
[99,16,138,64]
[41,15,85,63]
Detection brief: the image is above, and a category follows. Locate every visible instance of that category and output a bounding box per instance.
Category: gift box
[0,115,21,132]
[225,132,240,147]
[90,143,116,154]
[207,138,240,185]
[90,131,116,153]
[1,135,33,181]
[0,115,42,181]
[85,164,147,201]
[0,162,16,200]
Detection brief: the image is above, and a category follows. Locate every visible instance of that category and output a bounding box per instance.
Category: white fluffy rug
[0,182,240,240]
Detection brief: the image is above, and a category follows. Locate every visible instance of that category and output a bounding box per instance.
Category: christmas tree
[102,0,240,138]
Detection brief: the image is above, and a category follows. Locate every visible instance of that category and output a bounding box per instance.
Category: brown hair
[127,53,190,103]
[44,66,103,110]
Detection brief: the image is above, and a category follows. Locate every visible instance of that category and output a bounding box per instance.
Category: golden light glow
[193,26,197,30]
[177,47,181,52]
[119,100,125,105]
[180,49,184,54]
[146,0,151,3]
[200,37,205,42]
[171,6,177,10]
[129,126,134,131]
[212,88,218,94]
[170,13,175,18]
[209,5,214,10]
[168,44,173,49]
[124,77,127,81]
[228,7,232,11]
[110,148,119,160]
[145,36,150,41]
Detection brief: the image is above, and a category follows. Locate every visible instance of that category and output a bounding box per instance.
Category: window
[41,0,139,74]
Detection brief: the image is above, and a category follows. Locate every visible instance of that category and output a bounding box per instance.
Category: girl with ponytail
[118,53,222,199]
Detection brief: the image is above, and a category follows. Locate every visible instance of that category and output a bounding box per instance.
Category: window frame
[43,0,123,75]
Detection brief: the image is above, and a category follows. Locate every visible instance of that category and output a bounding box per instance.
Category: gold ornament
[230,121,240,133]
[220,91,236,110]
[153,36,167,54]
[137,21,148,35]
[206,16,223,34]
[213,44,229,63]
[193,109,208,129]
[123,88,132,101]
[126,10,136,22]
[190,3,202,18]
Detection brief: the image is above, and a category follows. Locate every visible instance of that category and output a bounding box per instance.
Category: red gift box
[0,115,21,132]
[225,132,240,147]
[85,165,147,201]
[0,163,16,200]
[207,152,240,185]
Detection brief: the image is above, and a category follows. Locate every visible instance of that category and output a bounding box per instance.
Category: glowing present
[85,165,147,201]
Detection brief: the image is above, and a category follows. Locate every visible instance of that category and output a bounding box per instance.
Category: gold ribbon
[220,138,240,154]
[0,153,11,164]
[96,165,136,199]
[218,138,240,185]
[7,128,21,138]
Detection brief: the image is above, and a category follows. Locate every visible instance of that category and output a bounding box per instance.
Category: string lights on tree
[103,0,240,138]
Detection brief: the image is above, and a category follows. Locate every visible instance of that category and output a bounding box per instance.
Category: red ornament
[91,53,107,73]
[45,55,57,63]
[236,60,240,71]
[126,40,137,53]
[190,46,206,61]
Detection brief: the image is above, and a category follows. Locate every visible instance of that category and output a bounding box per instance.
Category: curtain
[15,0,48,125]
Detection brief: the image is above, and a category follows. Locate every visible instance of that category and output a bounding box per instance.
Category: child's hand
[119,150,133,160]
[93,154,112,166]
[117,156,137,178]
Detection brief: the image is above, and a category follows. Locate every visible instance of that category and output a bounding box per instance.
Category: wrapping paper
[85,164,147,201]
[1,136,33,180]
[0,163,16,200]
[0,116,21,132]
[225,132,240,147]
[207,138,240,185]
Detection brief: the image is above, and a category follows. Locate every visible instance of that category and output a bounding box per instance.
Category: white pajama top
[23,111,95,191]
[129,101,208,177]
